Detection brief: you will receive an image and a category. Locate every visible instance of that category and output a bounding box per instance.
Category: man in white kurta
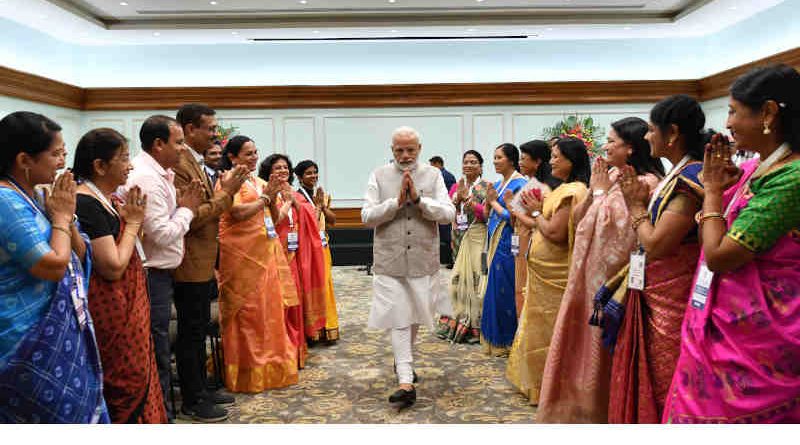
[361,126,455,406]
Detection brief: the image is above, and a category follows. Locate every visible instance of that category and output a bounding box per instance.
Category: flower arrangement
[542,115,605,159]
[215,122,239,148]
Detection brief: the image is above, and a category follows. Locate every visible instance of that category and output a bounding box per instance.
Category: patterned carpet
[220,266,537,423]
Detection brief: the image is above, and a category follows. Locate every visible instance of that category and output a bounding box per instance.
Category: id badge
[691,262,714,310]
[320,230,328,247]
[264,216,278,238]
[456,213,469,231]
[480,251,488,275]
[628,251,646,291]
[70,265,87,331]
[288,231,299,252]
[511,234,520,256]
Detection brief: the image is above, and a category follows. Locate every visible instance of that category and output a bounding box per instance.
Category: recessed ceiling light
[390,29,398,33]
[467,28,476,32]
[476,0,484,2]
[546,27,554,31]
[389,0,396,3]
[729,6,738,10]
[299,0,307,3]
[153,32,160,36]
[210,1,218,5]
[231,31,238,35]
[119,1,128,5]
[624,26,632,30]
[312,30,320,34]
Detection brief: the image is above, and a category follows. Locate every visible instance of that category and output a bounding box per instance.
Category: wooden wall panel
[0,66,84,110]
[332,207,364,229]
[2,45,797,111]
[699,47,800,101]
[80,80,699,111]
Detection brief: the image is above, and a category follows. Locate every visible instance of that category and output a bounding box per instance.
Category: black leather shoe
[388,387,416,406]
[207,390,235,407]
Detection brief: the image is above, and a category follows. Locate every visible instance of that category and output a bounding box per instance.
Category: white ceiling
[0,0,786,45]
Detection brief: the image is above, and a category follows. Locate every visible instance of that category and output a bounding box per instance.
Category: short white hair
[391,126,421,144]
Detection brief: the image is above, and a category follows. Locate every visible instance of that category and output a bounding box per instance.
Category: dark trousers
[439,224,453,264]
[146,268,175,419]
[173,280,214,407]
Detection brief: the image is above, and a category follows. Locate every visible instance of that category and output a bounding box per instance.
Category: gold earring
[763,122,771,135]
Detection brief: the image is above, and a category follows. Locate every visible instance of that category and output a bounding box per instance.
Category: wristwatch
[531,210,542,218]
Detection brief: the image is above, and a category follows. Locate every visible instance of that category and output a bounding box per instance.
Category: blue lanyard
[4,175,47,217]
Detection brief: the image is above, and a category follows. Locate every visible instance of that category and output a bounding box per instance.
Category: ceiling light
[623,26,632,30]
[312,30,320,34]
[119,1,128,5]
[729,6,738,10]
[476,0,484,3]
[231,31,238,35]
[390,29,398,33]
[210,1,218,5]
[153,32,160,36]
[299,0,307,4]
[389,0,396,3]
[546,27,554,31]
[467,28,476,32]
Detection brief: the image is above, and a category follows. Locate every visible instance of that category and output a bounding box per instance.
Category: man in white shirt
[361,126,455,408]
[125,115,202,421]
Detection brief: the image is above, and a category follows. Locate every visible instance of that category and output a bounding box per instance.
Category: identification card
[511,234,520,256]
[70,265,87,331]
[628,251,646,291]
[264,216,278,238]
[691,262,714,310]
[288,231,299,252]
[480,251,488,275]
[456,213,469,231]
[320,230,328,247]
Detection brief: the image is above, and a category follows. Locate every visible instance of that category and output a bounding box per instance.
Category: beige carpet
[217,266,537,423]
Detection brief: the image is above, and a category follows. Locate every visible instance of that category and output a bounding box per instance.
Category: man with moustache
[172,104,249,422]
[361,126,456,408]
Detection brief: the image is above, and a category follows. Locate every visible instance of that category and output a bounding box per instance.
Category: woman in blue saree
[480,143,527,356]
[0,111,108,423]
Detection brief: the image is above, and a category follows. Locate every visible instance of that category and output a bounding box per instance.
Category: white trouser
[391,324,419,385]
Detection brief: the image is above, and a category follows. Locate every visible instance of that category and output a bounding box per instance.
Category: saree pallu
[317,193,340,342]
[507,182,587,405]
[513,221,532,317]
[449,222,488,330]
[292,191,328,341]
[88,219,166,423]
[480,220,517,354]
[664,160,800,423]
[538,176,657,423]
[608,242,700,423]
[218,179,299,392]
[0,251,109,423]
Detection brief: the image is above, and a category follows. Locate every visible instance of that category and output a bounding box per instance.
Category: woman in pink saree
[536,117,662,423]
[664,65,800,423]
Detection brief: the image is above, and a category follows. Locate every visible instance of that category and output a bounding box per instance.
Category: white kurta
[362,167,455,330]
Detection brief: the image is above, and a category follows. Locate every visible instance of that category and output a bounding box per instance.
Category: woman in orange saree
[295,159,340,343]
[218,136,299,392]
[259,154,327,367]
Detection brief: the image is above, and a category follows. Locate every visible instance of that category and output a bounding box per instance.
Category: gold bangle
[51,225,70,236]
[699,212,726,224]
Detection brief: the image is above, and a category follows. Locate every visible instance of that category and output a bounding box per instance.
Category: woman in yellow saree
[506,137,590,405]
[217,136,299,392]
[294,159,340,343]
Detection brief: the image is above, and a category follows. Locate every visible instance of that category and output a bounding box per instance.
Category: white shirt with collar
[125,150,194,270]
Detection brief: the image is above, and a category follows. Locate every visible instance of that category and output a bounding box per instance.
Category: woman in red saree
[217,136,299,392]
[72,128,166,423]
[259,154,327,368]
[605,95,707,423]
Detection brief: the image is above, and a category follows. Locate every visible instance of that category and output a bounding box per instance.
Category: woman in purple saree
[664,64,800,423]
